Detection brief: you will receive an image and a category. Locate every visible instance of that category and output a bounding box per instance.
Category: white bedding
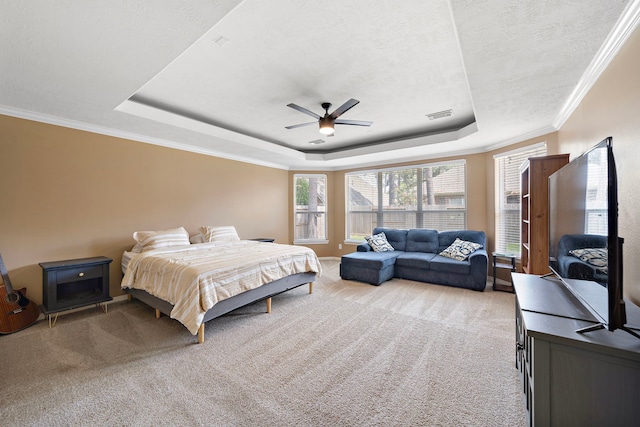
[121,240,321,334]
[121,250,137,273]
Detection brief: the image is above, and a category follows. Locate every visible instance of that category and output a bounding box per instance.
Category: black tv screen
[548,137,629,333]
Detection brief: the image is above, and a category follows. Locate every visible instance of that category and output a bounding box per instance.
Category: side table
[39,256,113,326]
[492,252,516,292]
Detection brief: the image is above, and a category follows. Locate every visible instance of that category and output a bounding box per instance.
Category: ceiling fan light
[319,126,334,135]
[319,117,334,135]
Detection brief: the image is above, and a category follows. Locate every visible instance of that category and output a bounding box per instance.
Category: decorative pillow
[569,248,608,273]
[439,238,482,261]
[200,225,241,242]
[132,227,190,252]
[365,232,395,252]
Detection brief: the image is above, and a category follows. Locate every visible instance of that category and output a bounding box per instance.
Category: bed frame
[125,272,316,344]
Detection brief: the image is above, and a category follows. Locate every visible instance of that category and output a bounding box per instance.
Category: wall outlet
[338,244,342,250]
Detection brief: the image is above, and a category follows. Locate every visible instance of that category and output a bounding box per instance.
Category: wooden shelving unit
[520,154,569,275]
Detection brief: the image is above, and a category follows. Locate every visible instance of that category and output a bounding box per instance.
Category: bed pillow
[190,233,205,244]
[365,232,395,252]
[200,225,241,242]
[439,238,482,261]
[132,227,190,252]
[569,247,608,272]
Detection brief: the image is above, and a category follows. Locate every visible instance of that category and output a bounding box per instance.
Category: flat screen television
[548,137,638,338]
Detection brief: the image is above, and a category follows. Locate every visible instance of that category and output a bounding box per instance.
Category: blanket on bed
[121,241,322,334]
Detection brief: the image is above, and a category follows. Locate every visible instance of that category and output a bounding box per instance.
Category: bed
[121,227,321,344]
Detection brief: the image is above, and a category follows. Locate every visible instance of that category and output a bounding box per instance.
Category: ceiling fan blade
[335,119,373,127]
[330,98,360,119]
[285,121,317,129]
[287,103,321,119]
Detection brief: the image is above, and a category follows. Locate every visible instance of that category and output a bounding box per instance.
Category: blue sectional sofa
[339,227,489,291]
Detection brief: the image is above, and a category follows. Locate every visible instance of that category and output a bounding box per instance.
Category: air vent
[309,139,325,145]
[426,109,453,120]
[212,35,230,46]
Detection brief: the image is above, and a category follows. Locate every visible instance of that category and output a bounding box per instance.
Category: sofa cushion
[438,230,486,252]
[395,252,437,269]
[429,255,471,275]
[558,234,607,256]
[341,251,403,270]
[372,227,408,251]
[340,262,395,286]
[365,232,395,252]
[405,229,439,253]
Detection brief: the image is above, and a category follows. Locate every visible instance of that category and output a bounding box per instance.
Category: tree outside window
[346,161,466,241]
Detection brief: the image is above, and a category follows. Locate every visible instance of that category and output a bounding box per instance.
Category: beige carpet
[0,259,526,426]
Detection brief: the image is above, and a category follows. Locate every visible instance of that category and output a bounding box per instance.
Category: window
[293,174,327,243]
[346,161,466,241]
[585,147,607,235]
[494,143,546,255]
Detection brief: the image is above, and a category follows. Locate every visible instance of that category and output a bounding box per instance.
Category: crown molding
[553,0,640,129]
[482,126,558,153]
[0,105,290,170]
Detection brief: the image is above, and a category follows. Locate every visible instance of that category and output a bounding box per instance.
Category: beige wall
[0,115,290,304]
[557,24,640,304]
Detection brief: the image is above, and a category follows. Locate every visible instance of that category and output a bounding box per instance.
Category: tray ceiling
[1,0,637,169]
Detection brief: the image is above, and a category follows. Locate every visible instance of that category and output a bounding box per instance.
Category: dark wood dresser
[513,272,640,426]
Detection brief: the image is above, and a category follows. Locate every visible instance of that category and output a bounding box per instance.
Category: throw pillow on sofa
[366,232,395,252]
[440,238,482,261]
[569,247,608,273]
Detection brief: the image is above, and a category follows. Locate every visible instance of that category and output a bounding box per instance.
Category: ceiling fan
[285,98,372,136]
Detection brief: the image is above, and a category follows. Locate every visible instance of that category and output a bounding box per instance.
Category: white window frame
[493,142,546,256]
[345,160,467,244]
[293,174,328,244]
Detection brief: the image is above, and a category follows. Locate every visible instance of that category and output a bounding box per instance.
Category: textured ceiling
[1,0,638,170]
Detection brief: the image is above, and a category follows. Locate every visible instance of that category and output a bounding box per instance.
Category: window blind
[494,145,547,255]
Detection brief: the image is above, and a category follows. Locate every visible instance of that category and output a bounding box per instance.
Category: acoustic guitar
[0,254,40,334]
